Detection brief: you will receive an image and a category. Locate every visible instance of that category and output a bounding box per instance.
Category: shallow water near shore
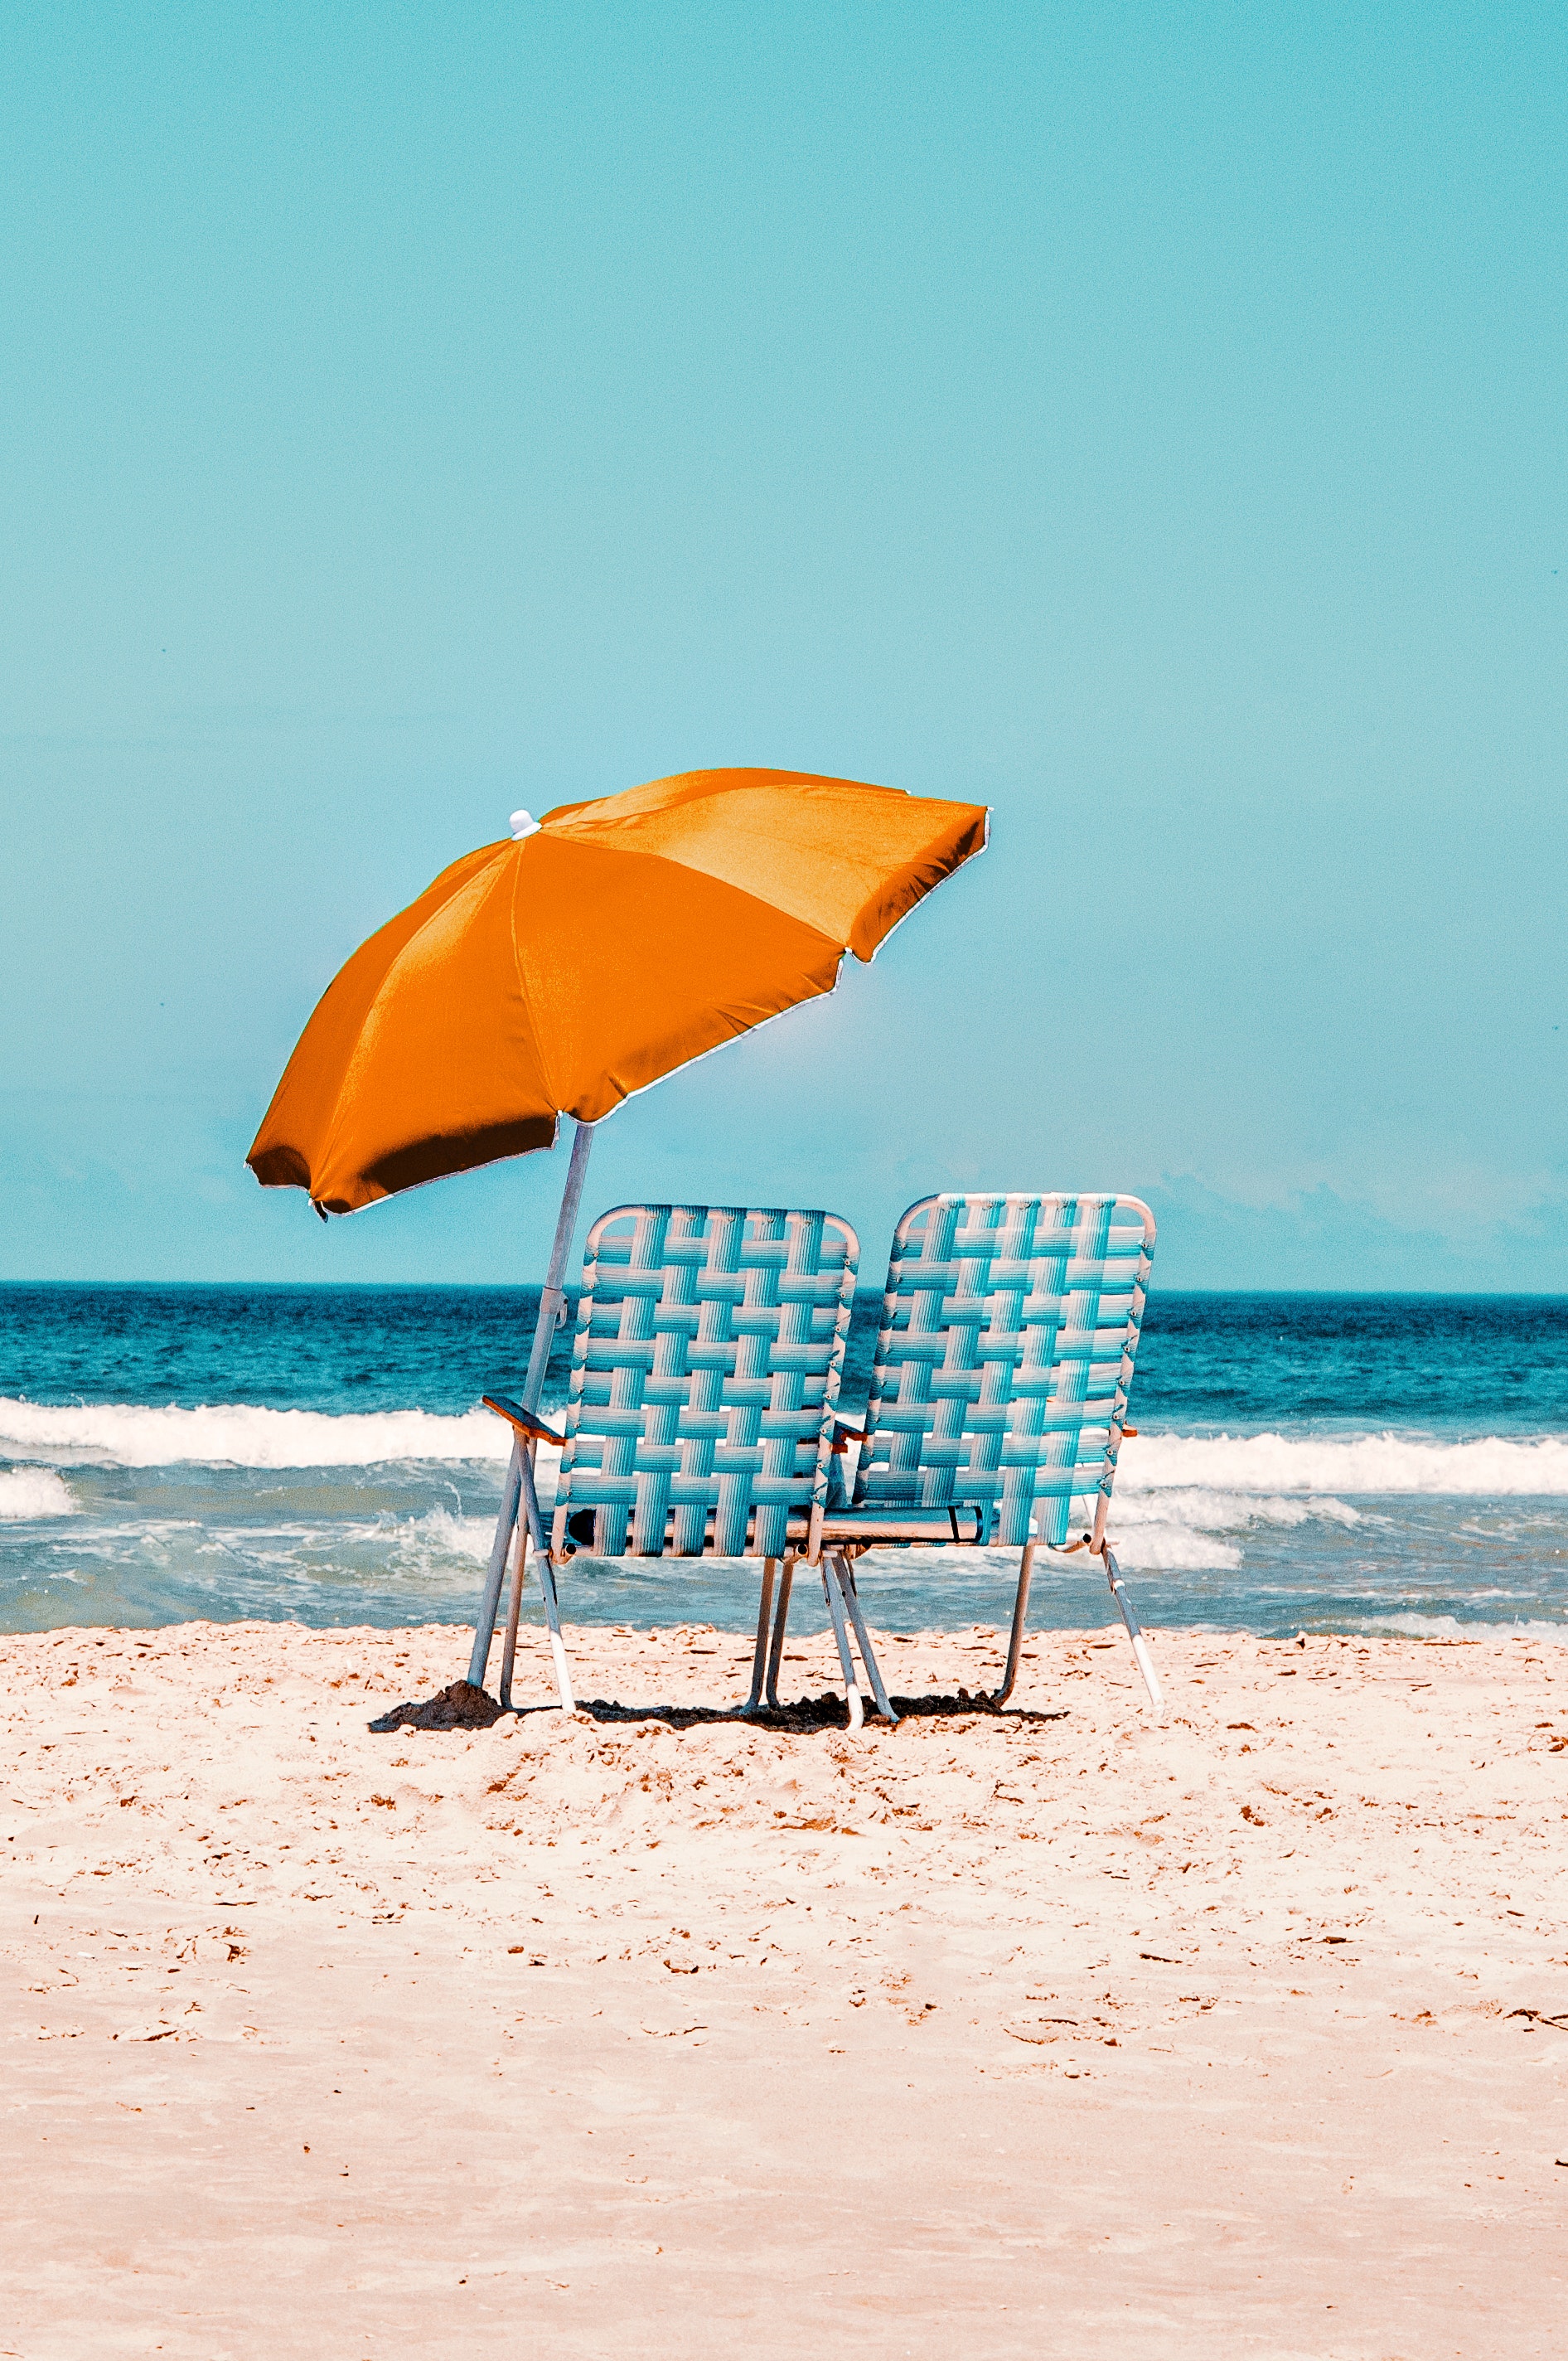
[2,1283,1566,1639]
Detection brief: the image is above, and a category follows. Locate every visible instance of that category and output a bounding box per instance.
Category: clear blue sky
[2,3,1564,1289]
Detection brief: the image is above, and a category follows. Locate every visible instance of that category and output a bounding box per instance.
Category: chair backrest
[552,1204,859,1560]
[850,1193,1155,1550]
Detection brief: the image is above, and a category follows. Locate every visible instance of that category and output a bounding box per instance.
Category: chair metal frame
[762,1190,1164,1713]
[482,1394,575,1714]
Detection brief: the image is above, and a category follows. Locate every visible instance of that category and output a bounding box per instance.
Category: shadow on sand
[370,1680,1067,1736]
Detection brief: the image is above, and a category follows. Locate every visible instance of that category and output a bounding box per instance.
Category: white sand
[2,1619,1566,2358]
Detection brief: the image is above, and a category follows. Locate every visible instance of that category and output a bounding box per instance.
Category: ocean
[2,1285,1566,1645]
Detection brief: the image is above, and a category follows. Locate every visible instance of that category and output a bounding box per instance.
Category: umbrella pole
[520,1117,597,1413]
[466,1118,597,1691]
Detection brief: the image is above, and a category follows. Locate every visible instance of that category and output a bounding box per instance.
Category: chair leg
[535,1549,577,1713]
[820,1557,864,1731]
[993,1542,1037,1705]
[835,1554,898,1723]
[740,1558,778,1714]
[467,1442,523,1689]
[1102,1544,1164,1714]
[764,1557,795,1708]
[498,1517,527,1711]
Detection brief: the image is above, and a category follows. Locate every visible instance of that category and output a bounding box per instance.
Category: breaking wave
[1118,1431,1568,1497]
[0,1398,513,1470]
[0,1467,76,1519]
[3,1398,1567,1514]
[1367,1614,1568,1642]
[388,1505,503,1569]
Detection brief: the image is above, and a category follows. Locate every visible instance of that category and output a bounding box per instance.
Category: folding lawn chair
[498,1202,861,1714]
[760,1191,1164,1714]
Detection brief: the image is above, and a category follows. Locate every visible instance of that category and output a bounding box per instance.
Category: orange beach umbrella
[249,766,987,1219]
[249,764,986,1689]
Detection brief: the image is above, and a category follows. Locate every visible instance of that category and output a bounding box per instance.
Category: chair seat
[554,1501,988,1557]
[815,1505,989,1548]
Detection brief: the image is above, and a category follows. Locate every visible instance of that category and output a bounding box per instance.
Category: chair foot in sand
[763,1558,796,1709]
[820,1553,897,1728]
[494,1428,576,1715]
[738,1556,782,1714]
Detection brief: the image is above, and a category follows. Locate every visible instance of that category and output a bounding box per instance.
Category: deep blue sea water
[2,1285,1566,1643]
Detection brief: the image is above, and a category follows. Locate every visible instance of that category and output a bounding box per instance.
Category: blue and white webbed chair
[759,1191,1164,1714]
[520,1202,878,1720]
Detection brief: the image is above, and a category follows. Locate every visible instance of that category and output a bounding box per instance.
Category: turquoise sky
[3,4,1564,1289]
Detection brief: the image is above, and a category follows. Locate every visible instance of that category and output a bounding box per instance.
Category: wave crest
[0,1399,512,1471]
[0,1467,76,1520]
[5,1395,1567,1504]
[1368,1614,1568,1642]
[1120,1431,1568,1497]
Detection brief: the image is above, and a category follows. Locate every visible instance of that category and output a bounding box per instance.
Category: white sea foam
[391,1506,501,1567]
[1090,1488,1359,1572]
[1098,1525,1243,1573]
[1367,1614,1568,1643]
[0,1398,513,1471]
[1113,1486,1361,1531]
[1118,1431,1568,1496]
[196,1506,505,1587]
[2,1392,1566,1512]
[0,1467,76,1520]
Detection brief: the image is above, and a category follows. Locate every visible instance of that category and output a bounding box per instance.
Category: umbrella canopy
[248,766,987,1216]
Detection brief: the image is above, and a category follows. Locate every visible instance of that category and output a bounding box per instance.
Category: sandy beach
[2,1618,1565,2359]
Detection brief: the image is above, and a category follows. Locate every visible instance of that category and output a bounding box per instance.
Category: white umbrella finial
[510,809,541,839]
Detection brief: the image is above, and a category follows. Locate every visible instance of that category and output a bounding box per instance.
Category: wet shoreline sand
[3,1621,1565,2356]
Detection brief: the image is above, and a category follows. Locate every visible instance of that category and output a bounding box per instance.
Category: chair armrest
[482,1394,566,1448]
